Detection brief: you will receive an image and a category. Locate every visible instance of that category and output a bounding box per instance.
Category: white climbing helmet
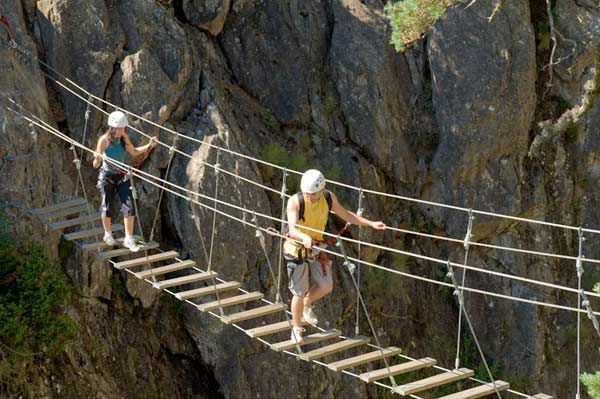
[107,111,129,128]
[300,169,326,193]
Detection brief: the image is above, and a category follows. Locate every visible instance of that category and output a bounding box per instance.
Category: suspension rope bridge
[0,32,596,398]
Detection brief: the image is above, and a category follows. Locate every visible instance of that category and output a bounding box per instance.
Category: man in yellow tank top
[285,169,386,344]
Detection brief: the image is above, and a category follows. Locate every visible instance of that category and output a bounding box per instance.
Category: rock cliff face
[1,0,599,398]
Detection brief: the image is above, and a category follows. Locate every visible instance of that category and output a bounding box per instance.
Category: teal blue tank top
[101,137,126,174]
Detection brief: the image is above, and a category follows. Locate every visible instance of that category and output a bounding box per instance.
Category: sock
[125,234,133,240]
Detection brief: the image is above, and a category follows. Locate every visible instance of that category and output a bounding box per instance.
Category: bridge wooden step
[532,394,553,399]
[64,224,124,241]
[175,281,241,301]
[197,292,264,312]
[299,336,370,362]
[221,303,286,324]
[245,320,308,338]
[270,329,341,352]
[40,204,91,221]
[393,368,474,396]
[327,346,402,372]
[135,260,196,279]
[113,251,179,269]
[97,241,159,260]
[437,380,510,399]
[48,212,101,230]
[31,198,87,215]
[81,235,139,251]
[359,357,437,383]
[153,271,218,291]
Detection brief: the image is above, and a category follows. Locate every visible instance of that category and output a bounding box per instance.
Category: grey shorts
[286,255,333,296]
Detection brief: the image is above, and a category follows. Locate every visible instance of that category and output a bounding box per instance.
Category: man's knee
[321,281,333,295]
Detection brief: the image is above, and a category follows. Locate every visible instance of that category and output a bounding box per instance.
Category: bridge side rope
[68,139,101,250]
[455,209,474,369]
[446,260,502,398]
[275,169,288,303]
[253,215,303,355]
[74,97,92,198]
[576,228,585,399]
[355,188,364,336]
[5,36,600,254]
[7,101,600,317]
[128,170,155,276]
[206,150,226,316]
[337,239,398,390]
[149,135,179,242]
[5,75,600,275]
[10,108,588,398]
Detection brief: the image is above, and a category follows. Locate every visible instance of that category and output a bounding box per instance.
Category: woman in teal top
[92,111,157,252]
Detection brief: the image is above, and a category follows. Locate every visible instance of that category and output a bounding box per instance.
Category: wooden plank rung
[299,336,370,361]
[327,346,402,371]
[221,303,286,324]
[40,204,91,221]
[393,368,474,396]
[532,395,553,399]
[270,330,341,352]
[81,235,140,251]
[47,212,102,230]
[135,260,196,279]
[64,224,124,241]
[198,292,264,312]
[175,281,241,301]
[152,271,218,290]
[245,320,308,338]
[437,380,510,399]
[359,357,437,383]
[96,241,159,260]
[113,250,179,269]
[31,198,87,215]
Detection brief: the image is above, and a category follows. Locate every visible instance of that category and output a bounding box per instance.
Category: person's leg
[117,177,139,251]
[291,295,304,327]
[116,177,136,236]
[101,216,112,233]
[287,259,309,327]
[98,175,116,244]
[304,259,333,307]
[124,216,135,236]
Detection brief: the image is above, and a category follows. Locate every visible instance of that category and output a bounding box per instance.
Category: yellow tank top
[283,192,330,258]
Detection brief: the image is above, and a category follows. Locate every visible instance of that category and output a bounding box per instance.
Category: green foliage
[260,110,280,131]
[582,372,600,399]
[0,216,76,354]
[385,0,456,52]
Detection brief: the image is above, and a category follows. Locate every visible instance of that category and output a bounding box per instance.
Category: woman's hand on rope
[149,136,158,149]
[370,221,386,230]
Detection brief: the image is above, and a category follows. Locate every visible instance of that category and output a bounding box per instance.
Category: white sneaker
[302,306,318,325]
[123,236,140,252]
[291,326,305,344]
[103,232,117,246]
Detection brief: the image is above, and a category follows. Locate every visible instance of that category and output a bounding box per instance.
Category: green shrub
[385,0,456,52]
[0,212,76,355]
[582,372,600,399]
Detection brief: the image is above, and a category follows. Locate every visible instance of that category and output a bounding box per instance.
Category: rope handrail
[7,64,600,264]
[9,104,600,311]
[6,37,600,236]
